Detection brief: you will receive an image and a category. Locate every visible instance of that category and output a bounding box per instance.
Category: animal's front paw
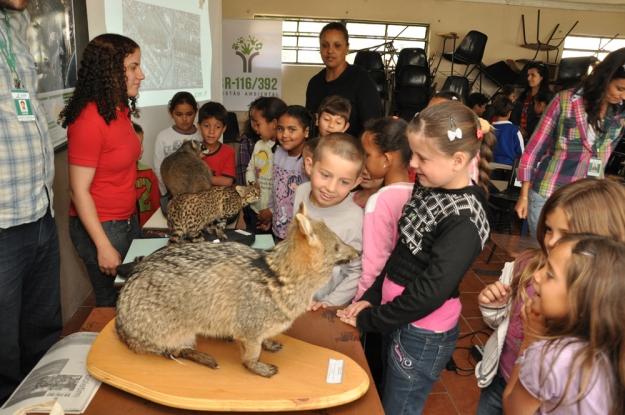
[245,361,278,377]
[262,339,283,352]
[217,232,228,240]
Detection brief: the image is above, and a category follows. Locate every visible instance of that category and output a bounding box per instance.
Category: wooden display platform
[86,320,369,412]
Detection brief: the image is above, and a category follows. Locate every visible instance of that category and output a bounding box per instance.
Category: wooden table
[487,233,541,263]
[76,308,383,415]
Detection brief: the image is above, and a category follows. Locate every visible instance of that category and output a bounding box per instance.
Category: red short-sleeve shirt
[202,142,236,179]
[68,102,141,221]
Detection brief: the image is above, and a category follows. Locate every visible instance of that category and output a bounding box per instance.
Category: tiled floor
[62,229,518,415]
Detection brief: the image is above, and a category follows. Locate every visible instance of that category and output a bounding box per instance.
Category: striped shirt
[518,88,625,198]
[0,9,55,228]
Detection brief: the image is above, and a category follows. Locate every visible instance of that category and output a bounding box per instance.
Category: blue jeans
[0,209,62,404]
[527,189,547,239]
[382,323,459,415]
[476,371,507,415]
[69,215,140,307]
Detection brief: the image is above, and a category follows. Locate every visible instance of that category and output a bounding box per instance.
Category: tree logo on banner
[232,36,263,73]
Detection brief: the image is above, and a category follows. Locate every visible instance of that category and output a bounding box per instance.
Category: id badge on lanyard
[587,157,602,178]
[1,11,34,122]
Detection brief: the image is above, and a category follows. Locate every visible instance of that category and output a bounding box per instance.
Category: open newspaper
[0,332,102,414]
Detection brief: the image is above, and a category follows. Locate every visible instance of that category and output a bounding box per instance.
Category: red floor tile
[440,369,482,415]
[423,393,460,414]
[459,272,486,293]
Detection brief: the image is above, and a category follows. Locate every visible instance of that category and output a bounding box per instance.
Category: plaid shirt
[0,9,55,228]
[235,133,257,186]
[518,87,625,198]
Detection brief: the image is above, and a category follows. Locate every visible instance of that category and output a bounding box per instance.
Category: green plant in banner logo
[232,35,263,73]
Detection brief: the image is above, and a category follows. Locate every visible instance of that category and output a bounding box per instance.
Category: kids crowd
[131,62,624,414]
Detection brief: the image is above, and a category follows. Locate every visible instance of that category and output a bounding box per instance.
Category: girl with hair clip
[153,91,201,195]
[259,105,312,241]
[515,48,625,238]
[62,34,145,307]
[245,97,287,234]
[510,61,551,140]
[338,101,496,414]
[475,178,625,415]
[502,234,625,415]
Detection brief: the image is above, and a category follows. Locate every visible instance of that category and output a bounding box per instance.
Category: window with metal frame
[563,35,625,62]
[255,16,429,66]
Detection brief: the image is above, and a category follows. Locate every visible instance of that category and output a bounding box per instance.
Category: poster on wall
[26,0,79,150]
[222,19,282,111]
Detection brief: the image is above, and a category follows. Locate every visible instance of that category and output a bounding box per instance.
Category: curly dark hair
[581,47,625,133]
[61,34,140,127]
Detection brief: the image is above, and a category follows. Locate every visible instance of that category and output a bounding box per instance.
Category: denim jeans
[382,323,459,415]
[69,215,140,307]
[0,209,62,404]
[476,371,507,415]
[527,189,547,239]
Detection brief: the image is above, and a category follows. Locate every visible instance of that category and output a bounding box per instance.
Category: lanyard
[0,10,20,88]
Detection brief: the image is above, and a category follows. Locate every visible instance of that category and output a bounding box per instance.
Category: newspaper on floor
[0,332,102,415]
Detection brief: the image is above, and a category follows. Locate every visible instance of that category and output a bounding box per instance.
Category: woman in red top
[510,62,551,141]
[61,34,145,306]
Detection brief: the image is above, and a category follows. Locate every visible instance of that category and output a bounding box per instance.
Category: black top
[356,184,490,334]
[305,64,382,137]
[510,88,548,140]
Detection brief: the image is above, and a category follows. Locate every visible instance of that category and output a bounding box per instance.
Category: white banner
[222,19,282,111]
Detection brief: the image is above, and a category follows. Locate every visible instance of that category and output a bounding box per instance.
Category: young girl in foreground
[502,234,625,415]
[475,178,625,415]
[338,101,495,414]
[245,97,286,234]
[153,91,201,195]
[263,105,312,241]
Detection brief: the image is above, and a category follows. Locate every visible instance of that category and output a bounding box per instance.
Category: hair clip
[392,116,399,120]
[572,249,596,258]
[475,115,483,140]
[451,96,458,101]
[448,118,462,141]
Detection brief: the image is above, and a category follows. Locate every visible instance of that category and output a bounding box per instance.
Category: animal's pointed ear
[235,186,245,197]
[297,201,307,217]
[294,209,316,244]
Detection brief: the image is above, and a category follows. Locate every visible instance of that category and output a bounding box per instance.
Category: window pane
[282,49,296,63]
[282,21,297,33]
[564,37,600,50]
[393,40,426,51]
[602,38,625,52]
[297,50,323,64]
[298,21,328,35]
[346,54,355,65]
[346,23,385,37]
[298,36,320,48]
[561,50,595,59]
[282,36,297,47]
[349,38,387,51]
[387,25,427,39]
[597,52,609,61]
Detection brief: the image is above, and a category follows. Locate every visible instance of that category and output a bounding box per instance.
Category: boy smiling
[293,133,364,309]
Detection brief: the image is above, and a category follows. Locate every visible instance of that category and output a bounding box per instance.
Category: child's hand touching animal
[307,300,328,312]
[478,282,512,307]
[337,300,372,327]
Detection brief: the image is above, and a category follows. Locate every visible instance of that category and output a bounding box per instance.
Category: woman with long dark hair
[61,34,145,306]
[510,61,551,140]
[305,22,382,137]
[515,48,625,238]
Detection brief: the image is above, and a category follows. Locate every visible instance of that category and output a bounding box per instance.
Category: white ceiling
[453,0,625,12]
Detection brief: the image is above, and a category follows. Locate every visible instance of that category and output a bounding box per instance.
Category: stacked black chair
[441,76,470,104]
[394,65,430,121]
[435,31,488,91]
[395,48,428,81]
[354,51,388,100]
[555,56,598,91]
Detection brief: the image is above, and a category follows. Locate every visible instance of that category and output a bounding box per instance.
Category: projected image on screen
[97,0,212,107]
[123,0,202,91]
